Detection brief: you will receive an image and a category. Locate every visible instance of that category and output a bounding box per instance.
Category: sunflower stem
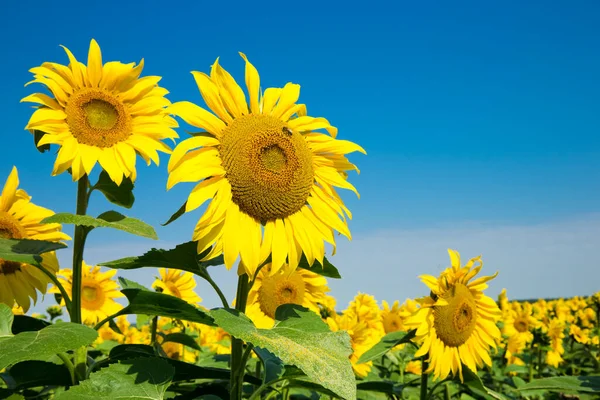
[420,357,428,400]
[528,342,535,382]
[199,270,229,308]
[231,273,250,400]
[57,352,76,385]
[71,175,90,382]
[35,262,72,317]
[150,316,159,346]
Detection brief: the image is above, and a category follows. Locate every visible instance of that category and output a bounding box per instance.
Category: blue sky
[1,1,599,313]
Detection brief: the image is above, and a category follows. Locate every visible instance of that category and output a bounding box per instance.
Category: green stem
[35,263,72,316]
[230,273,250,400]
[537,346,543,378]
[199,270,229,308]
[70,175,90,383]
[71,175,90,324]
[444,382,451,400]
[57,352,75,385]
[528,342,535,382]
[420,357,428,400]
[93,311,122,331]
[150,316,158,346]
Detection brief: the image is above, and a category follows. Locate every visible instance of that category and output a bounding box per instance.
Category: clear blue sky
[2,1,599,311]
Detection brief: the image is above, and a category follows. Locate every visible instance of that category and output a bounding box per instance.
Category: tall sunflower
[51,262,123,325]
[23,39,178,185]
[245,263,330,328]
[0,167,70,311]
[153,268,202,305]
[405,249,502,382]
[167,54,365,276]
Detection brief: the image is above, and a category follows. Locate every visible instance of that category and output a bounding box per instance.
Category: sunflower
[545,318,565,368]
[381,298,420,334]
[167,54,365,276]
[199,326,231,355]
[22,39,178,185]
[405,360,422,375]
[405,249,502,382]
[51,262,123,325]
[245,263,330,328]
[153,268,202,305]
[502,302,540,346]
[0,167,70,311]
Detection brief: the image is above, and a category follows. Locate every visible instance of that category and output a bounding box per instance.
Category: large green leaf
[112,288,215,326]
[93,170,135,209]
[56,358,174,400]
[0,238,67,266]
[2,361,71,390]
[42,211,157,239]
[99,241,224,273]
[0,322,98,370]
[161,332,201,351]
[516,376,600,393]
[210,304,355,400]
[161,201,187,226]
[356,381,403,397]
[297,254,342,279]
[11,315,50,334]
[357,330,416,364]
[461,366,507,400]
[0,304,12,337]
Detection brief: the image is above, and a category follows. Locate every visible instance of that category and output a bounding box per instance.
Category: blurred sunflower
[0,167,70,311]
[246,263,329,328]
[545,318,565,368]
[51,262,123,324]
[153,268,202,305]
[381,298,419,334]
[11,304,24,315]
[405,360,422,375]
[405,249,502,382]
[23,39,178,185]
[167,53,365,276]
[502,302,540,345]
[199,326,231,355]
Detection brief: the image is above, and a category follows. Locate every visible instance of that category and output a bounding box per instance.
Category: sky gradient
[1,1,599,313]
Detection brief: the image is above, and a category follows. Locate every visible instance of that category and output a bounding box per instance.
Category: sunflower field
[0,39,598,400]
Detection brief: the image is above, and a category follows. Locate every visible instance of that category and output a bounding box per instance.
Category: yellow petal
[169,101,225,136]
[211,58,248,117]
[168,135,220,172]
[185,176,225,212]
[60,45,84,88]
[98,148,123,185]
[87,39,103,88]
[20,93,61,110]
[239,52,260,114]
[0,167,19,212]
[191,71,232,123]
[260,88,282,114]
[271,83,300,119]
[222,203,242,269]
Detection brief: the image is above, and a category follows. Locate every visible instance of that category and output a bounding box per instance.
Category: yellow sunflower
[502,302,540,345]
[245,263,330,328]
[167,54,365,276]
[22,39,178,185]
[199,326,231,355]
[0,167,70,311]
[51,262,123,325]
[381,298,420,334]
[152,268,202,305]
[405,360,422,375]
[405,249,502,382]
[545,318,565,368]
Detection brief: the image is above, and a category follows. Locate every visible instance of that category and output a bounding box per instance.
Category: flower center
[166,282,182,298]
[433,283,478,347]
[65,89,132,148]
[258,272,306,319]
[80,280,105,310]
[383,314,403,333]
[219,114,314,222]
[0,212,26,275]
[514,318,529,333]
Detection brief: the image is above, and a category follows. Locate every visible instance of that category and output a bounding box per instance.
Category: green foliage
[0,304,12,337]
[42,211,158,239]
[161,332,201,351]
[460,366,507,400]
[517,375,600,394]
[1,361,71,390]
[11,315,50,334]
[55,358,174,400]
[108,287,215,326]
[93,170,135,209]
[297,254,342,279]
[0,238,67,265]
[161,201,187,226]
[357,329,416,364]
[210,304,356,400]
[0,320,98,370]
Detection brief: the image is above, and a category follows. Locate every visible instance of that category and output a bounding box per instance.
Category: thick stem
[71,175,90,324]
[528,342,535,382]
[151,316,159,346]
[70,175,90,383]
[230,273,250,400]
[57,352,76,385]
[199,270,229,308]
[420,357,428,400]
[537,346,543,378]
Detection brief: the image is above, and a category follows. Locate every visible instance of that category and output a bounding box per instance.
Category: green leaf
[0,238,67,266]
[461,366,507,400]
[33,130,50,153]
[99,241,224,274]
[3,361,71,389]
[55,358,174,400]
[516,376,600,394]
[115,288,215,326]
[0,322,98,370]
[42,211,158,240]
[11,315,50,334]
[253,347,285,383]
[161,332,201,351]
[210,304,355,400]
[118,277,150,291]
[356,381,403,396]
[298,254,341,279]
[161,201,187,226]
[357,330,416,364]
[0,304,13,337]
[93,170,135,209]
